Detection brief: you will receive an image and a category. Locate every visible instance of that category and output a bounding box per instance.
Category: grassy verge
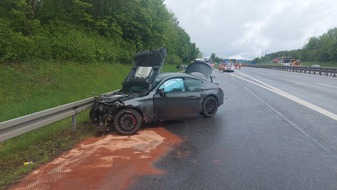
[0,61,131,122]
[254,61,337,67]
[0,113,93,189]
[300,61,337,67]
[0,61,179,189]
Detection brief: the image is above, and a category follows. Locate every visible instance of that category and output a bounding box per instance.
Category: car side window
[184,78,203,92]
[159,78,185,93]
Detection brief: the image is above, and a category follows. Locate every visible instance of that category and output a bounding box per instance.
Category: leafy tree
[0,0,199,64]
[210,53,216,62]
[254,27,337,63]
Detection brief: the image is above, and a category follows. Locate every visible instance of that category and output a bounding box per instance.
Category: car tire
[201,96,218,118]
[89,107,97,122]
[114,109,142,135]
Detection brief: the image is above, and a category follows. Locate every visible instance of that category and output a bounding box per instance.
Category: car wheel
[114,109,142,135]
[201,96,218,118]
[89,107,97,122]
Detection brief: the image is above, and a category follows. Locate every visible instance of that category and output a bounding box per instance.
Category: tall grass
[0,61,131,122]
[0,61,130,189]
[300,61,337,67]
[0,61,179,189]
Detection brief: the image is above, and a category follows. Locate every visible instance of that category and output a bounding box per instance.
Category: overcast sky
[164,0,337,60]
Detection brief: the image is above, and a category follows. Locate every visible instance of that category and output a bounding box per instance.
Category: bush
[0,19,34,63]
[166,53,183,65]
[0,19,135,64]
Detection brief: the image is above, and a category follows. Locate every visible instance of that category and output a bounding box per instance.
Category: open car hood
[122,47,167,92]
[133,47,167,67]
[185,61,212,79]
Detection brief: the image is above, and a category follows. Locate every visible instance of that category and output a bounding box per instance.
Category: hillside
[253,28,337,65]
[0,0,199,65]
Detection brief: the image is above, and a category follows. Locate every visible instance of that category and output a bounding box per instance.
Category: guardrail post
[72,114,77,131]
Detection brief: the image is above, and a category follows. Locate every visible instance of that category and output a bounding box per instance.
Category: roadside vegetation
[0,62,179,189]
[0,0,199,65]
[253,28,337,67]
[245,61,337,68]
[0,1,194,188]
[299,61,337,67]
[0,61,130,122]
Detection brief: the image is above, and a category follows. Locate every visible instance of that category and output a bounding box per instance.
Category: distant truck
[290,59,301,66]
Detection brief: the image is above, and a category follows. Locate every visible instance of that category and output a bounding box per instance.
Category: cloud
[164,0,337,59]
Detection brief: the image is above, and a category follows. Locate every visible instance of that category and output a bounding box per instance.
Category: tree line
[253,27,337,63]
[0,0,199,64]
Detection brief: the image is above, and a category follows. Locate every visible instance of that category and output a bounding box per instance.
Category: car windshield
[122,81,150,94]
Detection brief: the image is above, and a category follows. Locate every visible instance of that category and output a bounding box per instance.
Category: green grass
[0,61,132,122]
[299,61,337,67]
[254,61,337,68]
[0,113,93,190]
[0,61,179,189]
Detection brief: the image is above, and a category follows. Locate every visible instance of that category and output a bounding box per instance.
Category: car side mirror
[158,88,166,97]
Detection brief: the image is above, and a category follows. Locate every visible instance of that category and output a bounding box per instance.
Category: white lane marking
[233,77,336,157]
[235,71,337,122]
[316,83,337,89]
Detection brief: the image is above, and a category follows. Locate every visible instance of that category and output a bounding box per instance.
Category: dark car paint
[185,61,213,79]
[90,48,224,134]
[154,73,223,120]
[98,73,223,122]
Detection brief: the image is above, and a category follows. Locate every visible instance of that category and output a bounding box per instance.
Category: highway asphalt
[130,67,337,190]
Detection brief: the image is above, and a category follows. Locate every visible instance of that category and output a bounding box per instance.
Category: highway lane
[232,68,337,155]
[236,67,337,116]
[131,67,337,189]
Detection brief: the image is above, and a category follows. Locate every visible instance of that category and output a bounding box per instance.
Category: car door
[153,77,202,120]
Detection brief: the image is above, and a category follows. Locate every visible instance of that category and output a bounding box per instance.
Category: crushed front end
[89,92,127,131]
[89,47,167,132]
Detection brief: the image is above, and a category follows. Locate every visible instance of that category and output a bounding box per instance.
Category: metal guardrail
[276,66,337,77]
[0,97,94,142]
[246,65,337,77]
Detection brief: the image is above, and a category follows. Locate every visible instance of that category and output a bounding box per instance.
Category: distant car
[177,64,187,69]
[223,63,235,72]
[311,64,320,68]
[90,47,224,135]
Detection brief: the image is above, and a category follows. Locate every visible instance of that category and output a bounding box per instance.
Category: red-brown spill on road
[10,127,182,190]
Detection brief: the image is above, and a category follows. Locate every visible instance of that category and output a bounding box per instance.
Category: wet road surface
[131,67,337,189]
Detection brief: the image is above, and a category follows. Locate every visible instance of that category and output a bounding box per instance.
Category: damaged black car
[90,47,224,135]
